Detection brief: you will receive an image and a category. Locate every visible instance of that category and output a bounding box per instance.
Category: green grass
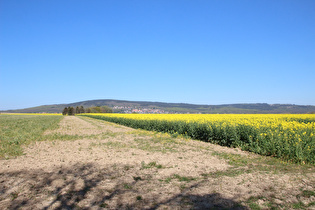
[123,183,132,189]
[136,195,142,201]
[44,132,120,143]
[159,174,197,183]
[246,196,263,210]
[131,131,185,153]
[211,151,249,167]
[301,190,315,198]
[199,149,315,180]
[134,137,178,153]
[141,161,163,169]
[90,140,127,149]
[0,115,63,158]
[243,189,315,210]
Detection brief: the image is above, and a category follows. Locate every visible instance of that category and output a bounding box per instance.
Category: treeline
[62,106,113,115]
[62,106,85,115]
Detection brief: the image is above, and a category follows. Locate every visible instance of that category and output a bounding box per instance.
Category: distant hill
[1,99,315,114]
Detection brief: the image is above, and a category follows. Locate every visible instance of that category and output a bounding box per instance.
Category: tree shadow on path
[0,163,248,209]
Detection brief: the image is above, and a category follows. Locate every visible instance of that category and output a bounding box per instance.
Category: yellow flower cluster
[87,113,314,130]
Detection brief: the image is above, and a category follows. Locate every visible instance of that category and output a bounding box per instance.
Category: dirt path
[0,116,314,209]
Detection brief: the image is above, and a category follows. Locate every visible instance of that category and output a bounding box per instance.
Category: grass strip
[0,115,63,158]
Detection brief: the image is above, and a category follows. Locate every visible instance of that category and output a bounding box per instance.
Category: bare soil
[0,116,314,209]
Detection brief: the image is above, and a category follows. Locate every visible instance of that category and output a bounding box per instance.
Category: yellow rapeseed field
[84,113,315,164]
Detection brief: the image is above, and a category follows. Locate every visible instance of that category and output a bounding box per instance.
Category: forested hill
[2,99,315,114]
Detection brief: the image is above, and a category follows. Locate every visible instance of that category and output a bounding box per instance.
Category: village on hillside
[113,106,169,114]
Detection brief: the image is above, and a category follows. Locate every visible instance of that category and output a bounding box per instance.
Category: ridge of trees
[62,106,113,115]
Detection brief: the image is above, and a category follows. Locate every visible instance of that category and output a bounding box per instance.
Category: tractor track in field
[0,116,314,209]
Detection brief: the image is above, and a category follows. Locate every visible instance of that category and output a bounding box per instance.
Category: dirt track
[0,116,314,209]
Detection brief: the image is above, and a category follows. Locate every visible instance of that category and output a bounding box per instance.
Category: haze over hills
[1,99,315,114]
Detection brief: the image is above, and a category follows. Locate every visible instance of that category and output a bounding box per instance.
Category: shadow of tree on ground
[0,163,247,209]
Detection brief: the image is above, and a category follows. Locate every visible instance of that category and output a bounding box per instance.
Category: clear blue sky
[1,0,315,110]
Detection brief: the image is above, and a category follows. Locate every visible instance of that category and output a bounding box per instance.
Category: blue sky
[1,0,315,110]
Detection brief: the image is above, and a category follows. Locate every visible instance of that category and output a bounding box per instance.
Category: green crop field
[0,114,62,158]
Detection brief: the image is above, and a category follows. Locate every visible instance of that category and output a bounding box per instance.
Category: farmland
[0,114,314,209]
[82,114,315,165]
[0,114,62,158]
